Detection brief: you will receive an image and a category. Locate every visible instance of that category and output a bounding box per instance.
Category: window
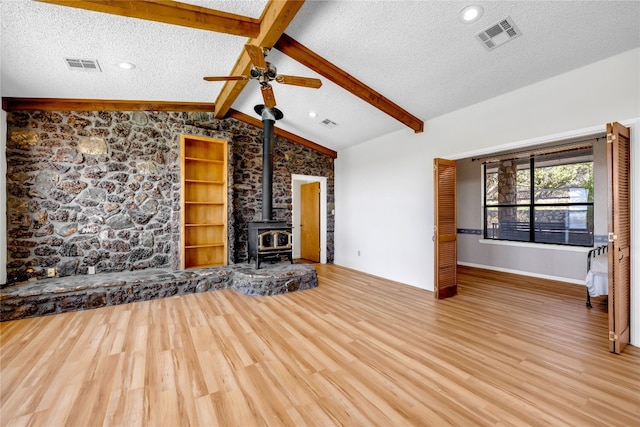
[484,148,594,246]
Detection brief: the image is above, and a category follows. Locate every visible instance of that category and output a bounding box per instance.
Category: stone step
[1,263,317,321]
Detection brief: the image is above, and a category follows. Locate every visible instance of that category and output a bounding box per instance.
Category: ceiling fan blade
[245,44,267,69]
[203,76,248,82]
[275,75,322,89]
[261,85,277,108]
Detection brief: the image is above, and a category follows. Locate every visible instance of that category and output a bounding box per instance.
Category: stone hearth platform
[0,263,318,322]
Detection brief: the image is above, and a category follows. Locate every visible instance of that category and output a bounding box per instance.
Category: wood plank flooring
[1,264,638,426]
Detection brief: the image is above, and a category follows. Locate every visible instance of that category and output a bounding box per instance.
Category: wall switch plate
[47,268,56,277]
[88,266,96,275]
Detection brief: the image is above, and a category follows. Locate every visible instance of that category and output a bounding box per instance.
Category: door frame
[450,119,639,347]
[292,174,327,263]
[607,121,632,354]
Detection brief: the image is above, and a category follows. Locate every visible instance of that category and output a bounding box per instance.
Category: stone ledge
[0,263,317,322]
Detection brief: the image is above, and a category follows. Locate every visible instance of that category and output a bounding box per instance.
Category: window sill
[478,239,593,253]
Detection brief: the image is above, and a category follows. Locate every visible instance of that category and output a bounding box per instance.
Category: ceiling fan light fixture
[459,5,484,23]
[205,44,322,109]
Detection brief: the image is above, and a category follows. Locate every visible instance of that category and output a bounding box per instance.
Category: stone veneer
[4,110,334,285]
[0,263,318,321]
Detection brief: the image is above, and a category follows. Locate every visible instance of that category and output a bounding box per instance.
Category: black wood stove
[247,105,293,268]
[247,221,292,268]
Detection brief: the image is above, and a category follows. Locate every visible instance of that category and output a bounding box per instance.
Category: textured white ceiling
[2,0,639,152]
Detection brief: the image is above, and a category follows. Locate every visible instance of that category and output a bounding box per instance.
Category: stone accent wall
[4,110,334,284]
[231,133,335,262]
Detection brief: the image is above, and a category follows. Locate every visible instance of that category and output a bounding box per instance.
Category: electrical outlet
[358,250,361,256]
[47,268,56,277]
[88,266,96,275]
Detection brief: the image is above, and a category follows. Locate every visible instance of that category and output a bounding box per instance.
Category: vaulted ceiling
[2,1,639,155]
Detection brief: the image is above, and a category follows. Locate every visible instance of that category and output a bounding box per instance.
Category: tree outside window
[484,148,594,246]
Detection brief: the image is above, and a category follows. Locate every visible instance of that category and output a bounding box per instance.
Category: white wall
[1,108,6,285]
[335,48,640,346]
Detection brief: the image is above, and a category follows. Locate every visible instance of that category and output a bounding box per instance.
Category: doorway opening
[292,174,327,264]
[452,121,636,352]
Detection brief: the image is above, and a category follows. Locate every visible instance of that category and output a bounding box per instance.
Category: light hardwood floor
[1,264,638,426]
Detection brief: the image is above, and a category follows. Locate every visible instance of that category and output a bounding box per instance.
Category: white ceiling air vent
[65,58,102,72]
[475,16,522,51]
[320,118,338,129]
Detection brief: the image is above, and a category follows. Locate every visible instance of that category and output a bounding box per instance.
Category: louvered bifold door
[606,122,631,354]
[434,158,457,299]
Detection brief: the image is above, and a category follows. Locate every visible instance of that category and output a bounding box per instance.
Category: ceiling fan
[204,44,322,108]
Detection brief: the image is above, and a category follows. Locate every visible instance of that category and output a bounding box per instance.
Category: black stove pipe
[254,104,283,222]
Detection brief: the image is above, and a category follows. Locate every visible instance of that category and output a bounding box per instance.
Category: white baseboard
[457,261,585,286]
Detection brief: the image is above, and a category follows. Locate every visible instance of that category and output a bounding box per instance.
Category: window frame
[483,154,594,247]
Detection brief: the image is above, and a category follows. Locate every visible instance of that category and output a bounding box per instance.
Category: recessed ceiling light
[308,111,317,118]
[459,5,484,23]
[118,61,136,70]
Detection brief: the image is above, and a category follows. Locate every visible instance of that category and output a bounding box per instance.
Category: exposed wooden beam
[36,0,260,37]
[32,1,421,135]
[228,109,337,159]
[2,97,215,112]
[1,97,334,157]
[213,0,305,119]
[275,34,424,133]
